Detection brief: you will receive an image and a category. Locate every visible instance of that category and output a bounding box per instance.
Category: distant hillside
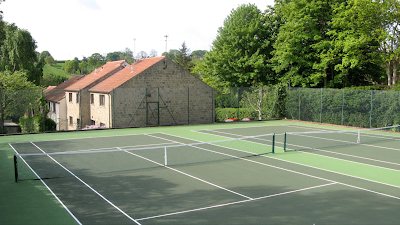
[42,63,74,87]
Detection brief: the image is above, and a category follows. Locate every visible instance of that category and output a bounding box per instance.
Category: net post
[164,146,167,166]
[272,133,275,153]
[357,130,361,144]
[284,132,287,152]
[14,155,18,182]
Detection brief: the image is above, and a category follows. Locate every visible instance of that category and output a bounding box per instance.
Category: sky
[1,0,275,60]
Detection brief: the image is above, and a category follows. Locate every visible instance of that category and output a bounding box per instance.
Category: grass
[43,64,72,77]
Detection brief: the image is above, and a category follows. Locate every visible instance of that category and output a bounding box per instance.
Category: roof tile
[65,60,127,91]
[89,56,165,93]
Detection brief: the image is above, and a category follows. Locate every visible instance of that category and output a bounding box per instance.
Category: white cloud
[79,0,101,10]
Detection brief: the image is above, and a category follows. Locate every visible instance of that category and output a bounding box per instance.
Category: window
[76,93,80,103]
[77,119,80,129]
[91,120,95,125]
[90,94,94,104]
[100,95,105,106]
[69,116,73,125]
[69,93,72,102]
[52,102,56,113]
[100,123,105,127]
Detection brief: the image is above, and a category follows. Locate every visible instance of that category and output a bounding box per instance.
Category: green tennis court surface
[2,120,400,224]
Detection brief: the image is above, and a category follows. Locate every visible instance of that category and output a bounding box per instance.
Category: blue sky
[2,0,274,60]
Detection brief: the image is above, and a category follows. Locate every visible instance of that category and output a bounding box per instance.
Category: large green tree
[200,4,277,87]
[175,42,192,70]
[0,23,43,85]
[272,0,346,88]
[326,0,386,87]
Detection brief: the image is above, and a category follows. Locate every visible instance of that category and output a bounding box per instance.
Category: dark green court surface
[1,121,400,224]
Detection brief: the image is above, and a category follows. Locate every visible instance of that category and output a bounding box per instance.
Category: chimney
[95,68,97,74]
[131,66,134,73]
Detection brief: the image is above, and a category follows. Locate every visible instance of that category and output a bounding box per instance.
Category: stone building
[64,60,129,130]
[88,56,214,128]
[44,75,84,130]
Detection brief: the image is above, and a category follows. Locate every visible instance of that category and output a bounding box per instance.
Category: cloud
[79,0,100,10]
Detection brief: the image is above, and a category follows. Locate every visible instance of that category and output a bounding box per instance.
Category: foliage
[136,51,148,59]
[62,59,79,74]
[191,50,207,58]
[200,4,278,87]
[286,87,400,128]
[162,49,180,61]
[42,72,71,87]
[0,70,42,123]
[175,42,192,70]
[19,116,56,133]
[106,51,123,62]
[0,23,44,85]
[44,56,55,66]
[39,51,51,62]
[88,53,105,68]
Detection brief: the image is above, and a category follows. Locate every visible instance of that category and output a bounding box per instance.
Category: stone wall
[110,57,214,128]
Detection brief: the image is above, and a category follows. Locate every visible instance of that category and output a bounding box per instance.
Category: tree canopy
[199,4,277,87]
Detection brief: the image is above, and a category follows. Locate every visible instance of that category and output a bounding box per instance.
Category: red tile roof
[45,75,84,102]
[65,60,128,92]
[89,56,165,93]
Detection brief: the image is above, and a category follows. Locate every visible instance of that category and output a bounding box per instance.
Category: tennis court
[4,121,400,224]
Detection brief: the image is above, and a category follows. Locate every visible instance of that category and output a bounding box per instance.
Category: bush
[19,116,56,133]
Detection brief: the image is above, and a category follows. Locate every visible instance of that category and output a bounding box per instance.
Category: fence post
[341,89,344,125]
[320,88,323,123]
[370,90,373,128]
[187,87,190,124]
[237,87,240,119]
[298,88,301,120]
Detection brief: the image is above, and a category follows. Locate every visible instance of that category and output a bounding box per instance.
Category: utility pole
[133,38,136,62]
[164,35,168,53]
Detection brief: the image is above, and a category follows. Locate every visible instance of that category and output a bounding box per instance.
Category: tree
[63,59,79,74]
[175,42,192,70]
[162,49,180,61]
[136,51,148,59]
[39,51,51,62]
[149,49,158,57]
[106,51,123,62]
[200,4,278,87]
[44,56,55,66]
[272,0,346,88]
[0,23,44,85]
[0,70,41,130]
[79,61,89,74]
[379,0,400,86]
[191,50,207,58]
[326,0,386,87]
[88,53,105,68]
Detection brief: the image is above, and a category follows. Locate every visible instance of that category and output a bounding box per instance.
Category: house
[64,60,129,130]
[44,75,84,130]
[87,56,214,128]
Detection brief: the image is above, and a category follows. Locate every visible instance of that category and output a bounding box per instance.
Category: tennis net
[13,133,275,182]
[284,125,400,152]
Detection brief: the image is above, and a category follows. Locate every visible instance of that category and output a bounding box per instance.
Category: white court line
[121,147,253,200]
[193,130,400,186]
[286,143,400,170]
[10,143,82,225]
[191,124,291,133]
[10,132,166,144]
[136,182,338,221]
[28,142,142,225]
[290,133,400,152]
[159,133,400,192]
[195,127,400,171]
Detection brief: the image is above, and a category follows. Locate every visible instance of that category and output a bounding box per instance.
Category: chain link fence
[1,87,400,134]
